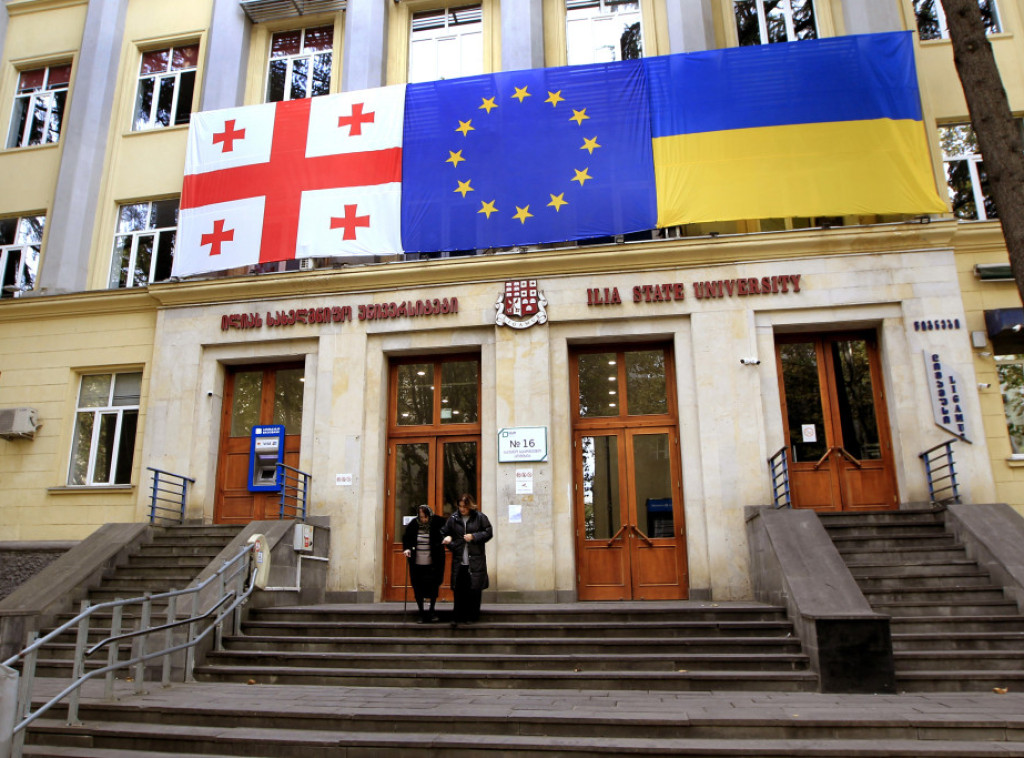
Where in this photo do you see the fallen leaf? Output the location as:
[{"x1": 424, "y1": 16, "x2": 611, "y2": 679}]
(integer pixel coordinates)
[{"x1": 994, "y1": 687, "x2": 1009, "y2": 694}]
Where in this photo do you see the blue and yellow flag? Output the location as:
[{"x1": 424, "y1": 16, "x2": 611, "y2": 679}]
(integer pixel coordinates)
[
  {"x1": 401, "y1": 61, "x2": 657, "y2": 252},
  {"x1": 644, "y1": 32, "x2": 946, "y2": 225}
]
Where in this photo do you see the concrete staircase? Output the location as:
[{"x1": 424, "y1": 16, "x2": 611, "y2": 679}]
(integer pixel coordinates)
[
  {"x1": 29, "y1": 525, "x2": 242, "y2": 677},
  {"x1": 22, "y1": 681, "x2": 1024, "y2": 756},
  {"x1": 820, "y1": 507, "x2": 1024, "y2": 693},
  {"x1": 193, "y1": 602, "x2": 819, "y2": 692}
]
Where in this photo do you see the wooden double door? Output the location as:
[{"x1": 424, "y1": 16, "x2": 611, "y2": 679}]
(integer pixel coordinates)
[
  {"x1": 776, "y1": 332, "x2": 898, "y2": 511},
  {"x1": 214, "y1": 363, "x2": 304, "y2": 524},
  {"x1": 571, "y1": 345, "x2": 688, "y2": 601}
]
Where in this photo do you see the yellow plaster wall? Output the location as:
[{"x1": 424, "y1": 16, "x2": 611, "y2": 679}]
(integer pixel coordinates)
[
  {"x1": 0, "y1": 294, "x2": 158, "y2": 541},
  {"x1": 0, "y1": 2, "x2": 86, "y2": 221},
  {"x1": 953, "y1": 224, "x2": 1024, "y2": 515}
]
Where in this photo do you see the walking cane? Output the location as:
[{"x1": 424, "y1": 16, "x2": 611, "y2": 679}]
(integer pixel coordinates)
[{"x1": 403, "y1": 551, "x2": 409, "y2": 622}]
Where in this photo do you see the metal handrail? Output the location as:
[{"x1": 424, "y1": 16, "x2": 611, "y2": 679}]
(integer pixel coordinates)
[
  {"x1": 147, "y1": 467, "x2": 196, "y2": 525},
  {"x1": 277, "y1": 463, "x2": 310, "y2": 520},
  {"x1": 2, "y1": 541, "x2": 257, "y2": 758},
  {"x1": 919, "y1": 438, "x2": 961, "y2": 506},
  {"x1": 768, "y1": 447, "x2": 792, "y2": 509}
]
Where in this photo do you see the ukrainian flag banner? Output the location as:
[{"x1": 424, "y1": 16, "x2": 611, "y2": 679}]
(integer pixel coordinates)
[
  {"x1": 645, "y1": 31, "x2": 946, "y2": 226},
  {"x1": 401, "y1": 61, "x2": 656, "y2": 252}
]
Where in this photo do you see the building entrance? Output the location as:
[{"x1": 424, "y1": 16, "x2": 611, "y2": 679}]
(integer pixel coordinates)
[
  {"x1": 213, "y1": 363, "x2": 304, "y2": 523},
  {"x1": 775, "y1": 332, "x2": 898, "y2": 511},
  {"x1": 571, "y1": 345, "x2": 688, "y2": 600},
  {"x1": 383, "y1": 356, "x2": 481, "y2": 602}
]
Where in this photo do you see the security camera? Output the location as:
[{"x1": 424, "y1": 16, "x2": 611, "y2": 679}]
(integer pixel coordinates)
[{"x1": 739, "y1": 358, "x2": 761, "y2": 366}]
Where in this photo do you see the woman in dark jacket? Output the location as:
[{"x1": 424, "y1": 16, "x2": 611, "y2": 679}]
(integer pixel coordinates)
[
  {"x1": 441, "y1": 493, "x2": 493, "y2": 626},
  {"x1": 402, "y1": 504, "x2": 446, "y2": 623}
]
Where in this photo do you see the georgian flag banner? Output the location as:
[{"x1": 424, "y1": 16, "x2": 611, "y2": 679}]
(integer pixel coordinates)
[
  {"x1": 174, "y1": 32, "x2": 944, "y2": 278},
  {"x1": 174, "y1": 85, "x2": 406, "y2": 277}
]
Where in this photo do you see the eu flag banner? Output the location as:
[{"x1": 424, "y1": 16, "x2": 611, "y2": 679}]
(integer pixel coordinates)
[
  {"x1": 645, "y1": 31, "x2": 946, "y2": 226},
  {"x1": 401, "y1": 61, "x2": 656, "y2": 252}
]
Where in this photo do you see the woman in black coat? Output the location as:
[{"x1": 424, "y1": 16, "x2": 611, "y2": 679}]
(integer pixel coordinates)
[
  {"x1": 402, "y1": 504, "x2": 446, "y2": 623},
  {"x1": 441, "y1": 493, "x2": 493, "y2": 626}
]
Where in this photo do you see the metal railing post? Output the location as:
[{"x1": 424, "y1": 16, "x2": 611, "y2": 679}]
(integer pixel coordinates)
[
  {"x1": 67, "y1": 602, "x2": 90, "y2": 726},
  {"x1": 161, "y1": 596, "x2": 177, "y2": 687},
  {"x1": 134, "y1": 594, "x2": 151, "y2": 695},
  {"x1": 103, "y1": 604, "x2": 123, "y2": 701}
]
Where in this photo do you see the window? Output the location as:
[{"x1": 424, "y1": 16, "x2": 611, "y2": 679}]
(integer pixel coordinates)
[
  {"x1": 915, "y1": 0, "x2": 999, "y2": 40},
  {"x1": 266, "y1": 26, "x2": 333, "y2": 102},
  {"x1": 734, "y1": 0, "x2": 817, "y2": 45},
  {"x1": 68, "y1": 372, "x2": 142, "y2": 486},
  {"x1": 938, "y1": 123, "x2": 1015, "y2": 221},
  {"x1": 6, "y1": 64, "x2": 71, "y2": 148},
  {"x1": 566, "y1": 0, "x2": 642, "y2": 65},
  {"x1": 133, "y1": 44, "x2": 198, "y2": 131},
  {"x1": 0, "y1": 215, "x2": 43, "y2": 298},
  {"x1": 409, "y1": 6, "x2": 483, "y2": 83},
  {"x1": 108, "y1": 199, "x2": 177, "y2": 288},
  {"x1": 997, "y1": 355, "x2": 1024, "y2": 455}
]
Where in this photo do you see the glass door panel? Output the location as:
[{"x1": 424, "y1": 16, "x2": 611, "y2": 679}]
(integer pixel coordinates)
[
  {"x1": 830, "y1": 339, "x2": 882, "y2": 460},
  {"x1": 779, "y1": 342, "x2": 828, "y2": 462},
  {"x1": 394, "y1": 442, "x2": 431, "y2": 530},
  {"x1": 632, "y1": 433, "x2": 673, "y2": 538},
  {"x1": 581, "y1": 435, "x2": 622, "y2": 540},
  {"x1": 442, "y1": 440, "x2": 478, "y2": 517}
]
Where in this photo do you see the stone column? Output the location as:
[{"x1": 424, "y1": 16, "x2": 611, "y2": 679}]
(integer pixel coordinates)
[
  {"x1": 343, "y1": 0, "x2": 388, "y2": 91},
  {"x1": 664, "y1": 0, "x2": 715, "y2": 53},
  {"x1": 200, "y1": 0, "x2": 251, "y2": 110},
  {"x1": 36, "y1": 0, "x2": 128, "y2": 295},
  {"x1": 501, "y1": 0, "x2": 545, "y2": 71}
]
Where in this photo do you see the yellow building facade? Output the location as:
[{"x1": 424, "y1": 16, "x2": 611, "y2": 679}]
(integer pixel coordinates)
[{"x1": 1, "y1": 0, "x2": 1023, "y2": 602}]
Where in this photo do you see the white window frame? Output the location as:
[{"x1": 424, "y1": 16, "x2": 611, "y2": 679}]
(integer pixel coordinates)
[
  {"x1": 409, "y1": 5, "x2": 483, "y2": 83},
  {"x1": 0, "y1": 215, "x2": 43, "y2": 298},
  {"x1": 565, "y1": 0, "x2": 643, "y2": 66},
  {"x1": 108, "y1": 199, "x2": 178, "y2": 289},
  {"x1": 266, "y1": 26, "x2": 334, "y2": 102},
  {"x1": 67, "y1": 372, "x2": 142, "y2": 486},
  {"x1": 915, "y1": 0, "x2": 1000, "y2": 41},
  {"x1": 133, "y1": 44, "x2": 199, "y2": 131},
  {"x1": 996, "y1": 354, "x2": 1024, "y2": 457},
  {"x1": 734, "y1": 0, "x2": 818, "y2": 46},
  {"x1": 6, "y1": 64, "x2": 71, "y2": 149}
]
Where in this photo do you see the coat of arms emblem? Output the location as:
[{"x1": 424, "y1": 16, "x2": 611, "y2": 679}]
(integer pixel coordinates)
[{"x1": 495, "y1": 279, "x2": 548, "y2": 330}]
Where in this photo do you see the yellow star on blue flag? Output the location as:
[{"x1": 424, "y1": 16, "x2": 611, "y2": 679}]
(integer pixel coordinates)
[{"x1": 401, "y1": 61, "x2": 655, "y2": 251}]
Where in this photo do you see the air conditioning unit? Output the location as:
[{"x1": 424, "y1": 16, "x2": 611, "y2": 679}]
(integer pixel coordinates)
[
  {"x1": 0, "y1": 407, "x2": 40, "y2": 440},
  {"x1": 299, "y1": 258, "x2": 316, "y2": 271}
]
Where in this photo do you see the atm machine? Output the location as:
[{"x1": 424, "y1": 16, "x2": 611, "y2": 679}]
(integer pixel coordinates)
[{"x1": 249, "y1": 425, "x2": 285, "y2": 492}]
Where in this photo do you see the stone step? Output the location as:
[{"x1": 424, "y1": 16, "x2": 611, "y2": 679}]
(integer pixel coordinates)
[
  {"x1": 859, "y1": 586, "x2": 1009, "y2": 605},
  {"x1": 890, "y1": 615, "x2": 1024, "y2": 634},
  {"x1": 202, "y1": 649, "x2": 811, "y2": 673},
  {"x1": 152, "y1": 526, "x2": 242, "y2": 537},
  {"x1": 126, "y1": 555, "x2": 212, "y2": 569},
  {"x1": 895, "y1": 670, "x2": 1024, "y2": 693},
  {"x1": 251, "y1": 604, "x2": 791, "y2": 625},
  {"x1": 831, "y1": 534, "x2": 959, "y2": 551},
  {"x1": 135, "y1": 545, "x2": 228, "y2": 558},
  {"x1": 893, "y1": 650, "x2": 1024, "y2": 671},
  {"x1": 868, "y1": 600, "x2": 1021, "y2": 617},
  {"x1": 94, "y1": 575, "x2": 197, "y2": 590},
  {"x1": 239, "y1": 618, "x2": 798, "y2": 639},
  {"x1": 23, "y1": 704, "x2": 1024, "y2": 757},
  {"x1": 822, "y1": 523, "x2": 950, "y2": 539},
  {"x1": 147, "y1": 535, "x2": 237, "y2": 547},
  {"x1": 847, "y1": 560, "x2": 980, "y2": 577},
  {"x1": 838, "y1": 547, "x2": 971, "y2": 565},
  {"x1": 816, "y1": 509, "x2": 946, "y2": 526},
  {"x1": 192, "y1": 663, "x2": 820, "y2": 691},
  {"x1": 221, "y1": 634, "x2": 805, "y2": 656},
  {"x1": 854, "y1": 572, "x2": 992, "y2": 591},
  {"x1": 893, "y1": 632, "x2": 1024, "y2": 651}
]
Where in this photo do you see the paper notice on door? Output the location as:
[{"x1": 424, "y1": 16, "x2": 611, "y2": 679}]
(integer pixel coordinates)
[{"x1": 802, "y1": 424, "x2": 817, "y2": 443}]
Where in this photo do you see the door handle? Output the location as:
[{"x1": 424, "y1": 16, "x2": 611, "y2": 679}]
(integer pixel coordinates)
[
  {"x1": 812, "y1": 446, "x2": 837, "y2": 470},
  {"x1": 630, "y1": 524, "x2": 654, "y2": 547},
  {"x1": 605, "y1": 524, "x2": 629, "y2": 547},
  {"x1": 835, "y1": 447, "x2": 863, "y2": 468}
]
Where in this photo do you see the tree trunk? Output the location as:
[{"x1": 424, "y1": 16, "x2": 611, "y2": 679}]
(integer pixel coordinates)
[{"x1": 940, "y1": 0, "x2": 1024, "y2": 305}]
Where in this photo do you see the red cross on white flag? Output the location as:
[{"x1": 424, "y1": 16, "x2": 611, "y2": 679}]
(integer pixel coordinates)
[{"x1": 174, "y1": 85, "x2": 406, "y2": 278}]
